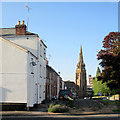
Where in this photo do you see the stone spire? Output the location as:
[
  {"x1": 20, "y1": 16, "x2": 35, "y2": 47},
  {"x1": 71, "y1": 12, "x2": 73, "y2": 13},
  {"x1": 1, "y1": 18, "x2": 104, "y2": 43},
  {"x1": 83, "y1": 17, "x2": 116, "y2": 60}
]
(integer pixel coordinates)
[
  {"x1": 75, "y1": 45, "x2": 87, "y2": 98},
  {"x1": 77, "y1": 46, "x2": 84, "y2": 69},
  {"x1": 79, "y1": 46, "x2": 83, "y2": 63}
]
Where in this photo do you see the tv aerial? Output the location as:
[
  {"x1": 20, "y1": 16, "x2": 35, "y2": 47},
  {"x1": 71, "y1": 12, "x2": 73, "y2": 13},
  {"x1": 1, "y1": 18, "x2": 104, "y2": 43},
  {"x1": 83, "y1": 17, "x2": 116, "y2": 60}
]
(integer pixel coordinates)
[{"x1": 25, "y1": 3, "x2": 32, "y2": 30}]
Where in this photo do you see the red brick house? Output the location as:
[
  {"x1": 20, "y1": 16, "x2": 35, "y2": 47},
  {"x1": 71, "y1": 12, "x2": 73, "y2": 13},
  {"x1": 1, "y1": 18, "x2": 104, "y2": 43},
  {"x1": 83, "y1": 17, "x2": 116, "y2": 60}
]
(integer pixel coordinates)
[{"x1": 46, "y1": 62, "x2": 64, "y2": 100}]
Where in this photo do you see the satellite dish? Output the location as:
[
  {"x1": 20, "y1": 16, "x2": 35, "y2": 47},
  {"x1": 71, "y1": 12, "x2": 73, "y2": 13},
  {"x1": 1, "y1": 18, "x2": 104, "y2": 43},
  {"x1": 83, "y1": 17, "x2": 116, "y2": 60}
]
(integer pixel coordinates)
[{"x1": 31, "y1": 61, "x2": 37, "y2": 66}]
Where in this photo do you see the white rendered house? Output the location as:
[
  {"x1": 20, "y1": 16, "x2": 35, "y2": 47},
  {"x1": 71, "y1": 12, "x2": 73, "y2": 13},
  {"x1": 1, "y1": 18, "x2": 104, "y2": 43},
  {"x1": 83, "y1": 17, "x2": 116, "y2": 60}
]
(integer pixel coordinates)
[
  {"x1": 0, "y1": 21, "x2": 47, "y2": 107},
  {"x1": 0, "y1": 37, "x2": 38, "y2": 107}
]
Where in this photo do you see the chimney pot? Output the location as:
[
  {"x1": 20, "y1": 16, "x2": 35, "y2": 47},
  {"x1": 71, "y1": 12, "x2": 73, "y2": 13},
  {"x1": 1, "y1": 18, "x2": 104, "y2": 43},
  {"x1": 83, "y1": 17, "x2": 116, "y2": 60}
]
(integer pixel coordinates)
[
  {"x1": 22, "y1": 20, "x2": 24, "y2": 25},
  {"x1": 18, "y1": 21, "x2": 20, "y2": 25}
]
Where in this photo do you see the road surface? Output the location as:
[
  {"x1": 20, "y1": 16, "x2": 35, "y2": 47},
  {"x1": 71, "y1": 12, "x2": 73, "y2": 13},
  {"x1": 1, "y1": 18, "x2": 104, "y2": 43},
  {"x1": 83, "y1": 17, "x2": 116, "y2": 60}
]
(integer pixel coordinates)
[{"x1": 1, "y1": 114, "x2": 119, "y2": 120}]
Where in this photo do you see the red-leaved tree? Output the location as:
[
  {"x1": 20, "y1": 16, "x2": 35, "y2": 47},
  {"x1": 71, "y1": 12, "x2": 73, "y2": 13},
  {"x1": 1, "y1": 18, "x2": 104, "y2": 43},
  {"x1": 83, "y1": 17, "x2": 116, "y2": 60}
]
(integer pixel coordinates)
[{"x1": 97, "y1": 32, "x2": 120, "y2": 100}]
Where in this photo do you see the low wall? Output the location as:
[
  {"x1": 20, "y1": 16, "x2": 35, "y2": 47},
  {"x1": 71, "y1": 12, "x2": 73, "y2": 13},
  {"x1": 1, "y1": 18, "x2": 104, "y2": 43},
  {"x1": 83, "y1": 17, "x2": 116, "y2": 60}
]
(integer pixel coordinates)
[{"x1": 0, "y1": 103, "x2": 27, "y2": 111}]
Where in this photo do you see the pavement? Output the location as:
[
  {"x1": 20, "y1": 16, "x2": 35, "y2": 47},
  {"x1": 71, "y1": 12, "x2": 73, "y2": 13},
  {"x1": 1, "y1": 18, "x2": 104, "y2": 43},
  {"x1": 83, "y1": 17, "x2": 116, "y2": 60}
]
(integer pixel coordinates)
[
  {"x1": 1, "y1": 100, "x2": 119, "y2": 117},
  {"x1": 1, "y1": 110, "x2": 120, "y2": 117}
]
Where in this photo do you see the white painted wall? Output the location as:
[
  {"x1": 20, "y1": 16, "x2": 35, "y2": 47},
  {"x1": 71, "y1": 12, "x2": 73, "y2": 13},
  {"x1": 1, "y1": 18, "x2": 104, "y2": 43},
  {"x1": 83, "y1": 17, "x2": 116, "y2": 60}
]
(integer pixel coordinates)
[
  {"x1": 27, "y1": 52, "x2": 38, "y2": 107},
  {"x1": 62, "y1": 81, "x2": 64, "y2": 90},
  {"x1": 38, "y1": 40, "x2": 46, "y2": 103},
  {"x1": 0, "y1": 38, "x2": 39, "y2": 107},
  {"x1": 2, "y1": 36, "x2": 47, "y2": 105},
  {"x1": 4, "y1": 36, "x2": 38, "y2": 57},
  {"x1": 0, "y1": 38, "x2": 2, "y2": 104},
  {"x1": 57, "y1": 76, "x2": 60, "y2": 98},
  {"x1": 1, "y1": 38, "x2": 27, "y2": 103}
]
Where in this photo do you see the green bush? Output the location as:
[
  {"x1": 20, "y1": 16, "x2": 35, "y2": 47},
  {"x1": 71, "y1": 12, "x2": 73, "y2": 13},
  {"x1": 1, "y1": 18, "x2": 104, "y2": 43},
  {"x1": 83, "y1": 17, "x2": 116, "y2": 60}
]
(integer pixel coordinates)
[
  {"x1": 112, "y1": 109, "x2": 120, "y2": 113},
  {"x1": 49, "y1": 103, "x2": 54, "y2": 108},
  {"x1": 48, "y1": 104, "x2": 69, "y2": 113},
  {"x1": 100, "y1": 100, "x2": 119, "y2": 106},
  {"x1": 65, "y1": 100, "x2": 74, "y2": 108},
  {"x1": 91, "y1": 107, "x2": 99, "y2": 111}
]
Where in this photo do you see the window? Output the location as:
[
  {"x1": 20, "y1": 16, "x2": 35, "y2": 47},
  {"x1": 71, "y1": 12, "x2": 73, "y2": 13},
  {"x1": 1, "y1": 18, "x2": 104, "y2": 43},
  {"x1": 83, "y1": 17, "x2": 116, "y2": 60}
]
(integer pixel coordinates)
[
  {"x1": 40, "y1": 44, "x2": 42, "y2": 57},
  {"x1": 40, "y1": 64, "x2": 42, "y2": 78},
  {"x1": 43, "y1": 48, "x2": 46, "y2": 60}
]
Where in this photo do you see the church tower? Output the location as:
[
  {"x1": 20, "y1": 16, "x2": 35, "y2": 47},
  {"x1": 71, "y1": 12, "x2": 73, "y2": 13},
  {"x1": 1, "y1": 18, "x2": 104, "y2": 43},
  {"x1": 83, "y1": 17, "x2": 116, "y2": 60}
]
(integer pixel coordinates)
[{"x1": 75, "y1": 46, "x2": 87, "y2": 98}]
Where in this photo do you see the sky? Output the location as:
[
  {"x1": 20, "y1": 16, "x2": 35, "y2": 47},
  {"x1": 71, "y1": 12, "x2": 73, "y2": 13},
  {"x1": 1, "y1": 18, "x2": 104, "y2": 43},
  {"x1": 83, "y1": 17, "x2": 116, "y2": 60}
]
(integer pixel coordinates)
[{"x1": 1, "y1": 2, "x2": 118, "y2": 82}]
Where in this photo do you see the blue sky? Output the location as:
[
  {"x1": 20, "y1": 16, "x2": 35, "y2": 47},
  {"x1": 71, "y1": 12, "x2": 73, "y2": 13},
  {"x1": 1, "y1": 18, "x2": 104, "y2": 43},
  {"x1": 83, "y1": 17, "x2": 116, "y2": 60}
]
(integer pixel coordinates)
[{"x1": 2, "y1": 2, "x2": 118, "y2": 81}]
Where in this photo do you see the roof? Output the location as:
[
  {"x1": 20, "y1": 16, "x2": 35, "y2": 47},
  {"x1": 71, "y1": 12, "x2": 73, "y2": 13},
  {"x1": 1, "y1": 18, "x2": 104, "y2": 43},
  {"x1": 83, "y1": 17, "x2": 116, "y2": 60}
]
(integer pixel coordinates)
[
  {"x1": 0, "y1": 27, "x2": 47, "y2": 56},
  {"x1": 0, "y1": 28, "x2": 15, "y2": 36},
  {"x1": 0, "y1": 37, "x2": 38, "y2": 59},
  {"x1": 0, "y1": 28, "x2": 38, "y2": 37},
  {"x1": 64, "y1": 81, "x2": 75, "y2": 84},
  {"x1": 46, "y1": 64, "x2": 59, "y2": 76},
  {"x1": 40, "y1": 40, "x2": 47, "y2": 48},
  {"x1": 0, "y1": 28, "x2": 47, "y2": 48},
  {"x1": 64, "y1": 81, "x2": 79, "y2": 89}
]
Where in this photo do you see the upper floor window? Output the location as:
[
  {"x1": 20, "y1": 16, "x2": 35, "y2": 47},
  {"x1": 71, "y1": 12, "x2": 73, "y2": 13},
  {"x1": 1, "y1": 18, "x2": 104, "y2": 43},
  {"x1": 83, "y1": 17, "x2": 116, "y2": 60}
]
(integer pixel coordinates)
[
  {"x1": 40, "y1": 44, "x2": 42, "y2": 57},
  {"x1": 43, "y1": 48, "x2": 46, "y2": 60}
]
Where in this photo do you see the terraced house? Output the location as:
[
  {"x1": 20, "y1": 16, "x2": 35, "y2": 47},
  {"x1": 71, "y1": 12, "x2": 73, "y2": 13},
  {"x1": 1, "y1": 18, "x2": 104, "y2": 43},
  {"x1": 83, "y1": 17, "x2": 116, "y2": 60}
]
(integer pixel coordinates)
[{"x1": 46, "y1": 60, "x2": 64, "y2": 100}]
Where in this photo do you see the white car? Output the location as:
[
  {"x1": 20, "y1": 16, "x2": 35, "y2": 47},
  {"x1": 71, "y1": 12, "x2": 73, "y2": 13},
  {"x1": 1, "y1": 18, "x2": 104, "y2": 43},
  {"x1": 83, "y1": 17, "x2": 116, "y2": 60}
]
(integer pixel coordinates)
[{"x1": 84, "y1": 97, "x2": 89, "y2": 99}]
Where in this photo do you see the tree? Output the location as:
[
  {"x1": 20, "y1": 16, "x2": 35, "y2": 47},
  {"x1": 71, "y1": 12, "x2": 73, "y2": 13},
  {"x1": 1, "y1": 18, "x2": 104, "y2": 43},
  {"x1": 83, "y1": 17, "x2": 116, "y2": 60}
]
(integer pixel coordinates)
[
  {"x1": 92, "y1": 67, "x2": 101, "y2": 95},
  {"x1": 97, "y1": 32, "x2": 120, "y2": 100},
  {"x1": 92, "y1": 67, "x2": 110, "y2": 96}
]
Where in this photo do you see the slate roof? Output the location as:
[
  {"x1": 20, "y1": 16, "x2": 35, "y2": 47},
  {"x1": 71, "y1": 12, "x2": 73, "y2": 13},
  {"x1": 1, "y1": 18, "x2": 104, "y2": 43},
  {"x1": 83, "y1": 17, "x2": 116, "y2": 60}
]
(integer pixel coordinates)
[{"x1": 0, "y1": 28, "x2": 38, "y2": 37}]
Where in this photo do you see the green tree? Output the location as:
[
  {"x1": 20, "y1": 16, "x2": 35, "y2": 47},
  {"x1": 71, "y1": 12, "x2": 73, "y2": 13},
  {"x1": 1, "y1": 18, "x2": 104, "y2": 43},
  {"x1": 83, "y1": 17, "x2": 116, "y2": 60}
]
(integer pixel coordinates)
[
  {"x1": 93, "y1": 67, "x2": 110, "y2": 96},
  {"x1": 92, "y1": 67, "x2": 102, "y2": 95}
]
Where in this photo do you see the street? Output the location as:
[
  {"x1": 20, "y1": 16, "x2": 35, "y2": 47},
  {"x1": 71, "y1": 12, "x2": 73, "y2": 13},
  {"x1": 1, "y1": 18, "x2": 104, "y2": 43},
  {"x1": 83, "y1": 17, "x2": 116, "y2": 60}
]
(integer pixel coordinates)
[{"x1": 1, "y1": 114, "x2": 119, "y2": 120}]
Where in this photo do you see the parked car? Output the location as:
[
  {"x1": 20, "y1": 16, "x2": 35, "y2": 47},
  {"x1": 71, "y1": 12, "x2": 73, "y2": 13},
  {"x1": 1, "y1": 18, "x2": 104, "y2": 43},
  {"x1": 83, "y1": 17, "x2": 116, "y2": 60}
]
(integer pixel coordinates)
[
  {"x1": 58, "y1": 89, "x2": 72, "y2": 100},
  {"x1": 52, "y1": 96, "x2": 57, "y2": 100},
  {"x1": 92, "y1": 98, "x2": 103, "y2": 100},
  {"x1": 72, "y1": 92, "x2": 76, "y2": 100},
  {"x1": 103, "y1": 97, "x2": 107, "y2": 100},
  {"x1": 84, "y1": 97, "x2": 90, "y2": 99}
]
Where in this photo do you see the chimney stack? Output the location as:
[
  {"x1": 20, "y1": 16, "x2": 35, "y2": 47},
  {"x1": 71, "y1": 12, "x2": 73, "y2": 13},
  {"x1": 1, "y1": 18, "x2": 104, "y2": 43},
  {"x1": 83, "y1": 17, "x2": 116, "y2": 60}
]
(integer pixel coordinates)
[{"x1": 15, "y1": 21, "x2": 26, "y2": 35}]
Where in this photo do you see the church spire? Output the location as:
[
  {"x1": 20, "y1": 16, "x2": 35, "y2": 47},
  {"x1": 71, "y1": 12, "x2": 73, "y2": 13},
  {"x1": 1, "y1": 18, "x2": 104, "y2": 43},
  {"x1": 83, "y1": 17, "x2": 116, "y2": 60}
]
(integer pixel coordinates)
[
  {"x1": 75, "y1": 45, "x2": 87, "y2": 98},
  {"x1": 80, "y1": 45, "x2": 82, "y2": 55},
  {"x1": 79, "y1": 46, "x2": 83, "y2": 63}
]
